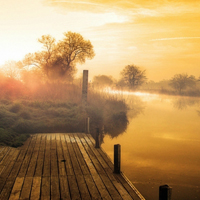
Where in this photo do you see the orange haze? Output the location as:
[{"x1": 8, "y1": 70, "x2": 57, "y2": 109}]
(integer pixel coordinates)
[{"x1": 0, "y1": 0, "x2": 200, "y2": 81}]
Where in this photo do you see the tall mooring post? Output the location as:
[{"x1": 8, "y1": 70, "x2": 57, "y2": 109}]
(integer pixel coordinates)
[
  {"x1": 114, "y1": 144, "x2": 121, "y2": 174},
  {"x1": 159, "y1": 185, "x2": 172, "y2": 200},
  {"x1": 82, "y1": 70, "x2": 88, "y2": 103},
  {"x1": 95, "y1": 128, "x2": 100, "y2": 148},
  {"x1": 85, "y1": 117, "x2": 90, "y2": 134}
]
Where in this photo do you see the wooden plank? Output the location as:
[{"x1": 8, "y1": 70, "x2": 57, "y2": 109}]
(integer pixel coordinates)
[
  {"x1": 65, "y1": 134, "x2": 82, "y2": 176},
  {"x1": 51, "y1": 176, "x2": 60, "y2": 200},
  {"x1": 9, "y1": 177, "x2": 24, "y2": 200},
  {"x1": 0, "y1": 150, "x2": 20, "y2": 193},
  {"x1": 0, "y1": 180, "x2": 14, "y2": 200},
  {"x1": 78, "y1": 133, "x2": 122, "y2": 200},
  {"x1": 5, "y1": 143, "x2": 29, "y2": 182},
  {"x1": 0, "y1": 148, "x2": 15, "y2": 175},
  {"x1": 59, "y1": 176, "x2": 71, "y2": 200},
  {"x1": 41, "y1": 177, "x2": 50, "y2": 200},
  {"x1": 50, "y1": 134, "x2": 59, "y2": 177},
  {"x1": 35, "y1": 135, "x2": 46, "y2": 177},
  {"x1": 0, "y1": 150, "x2": 19, "y2": 179},
  {"x1": 7, "y1": 149, "x2": 26, "y2": 181},
  {"x1": 30, "y1": 177, "x2": 41, "y2": 200},
  {"x1": 99, "y1": 174, "x2": 123, "y2": 200},
  {"x1": 84, "y1": 175, "x2": 101, "y2": 200},
  {"x1": 26, "y1": 135, "x2": 41, "y2": 177},
  {"x1": 76, "y1": 175, "x2": 91, "y2": 200},
  {"x1": 19, "y1": 177, "x2": 33, "y2": 199},
  {"x1": 43, "y1": 135, "x2": 50, "y2": 177},
  {"x1": 69, "y1": 134, "x2": 90, "y2": 175},
  {"x1": 2, "y1": 138, "x2": 32, "y2": 200},
  {"x1": 60, "y1": 135, "x2": 74, "y2": 176},
  {"x1": 78, "y1": 134, "x2": 106, "y2": 175},
  {"x1": 74, "y1": 134, "x2": 112, "y2": 200},
  {"x1": 16, "y1": 137, "x2": 32, "y2": 162},
  {"x1": 66, "y1": 134, "x2": 92, "y2": 199},
  {"x1": 0, "y1": 147, "x2": 4, "y2": 153},
  {"x1": 115, "y1": 174, "x2": 144, "y2": 200},
  {"x1": 68, "y1": 175, "x2": 81, "y2": 200},
  {"x1": 55, "y1": 134, "x2": 66, "y2": 176},
  {"x1": 73, "y1": 134, "x2": 99, "y2": 176},
  {"x1": 0, "y1": 147, "x2": 10, "y2": 163},
  {"x1": 18, "y1": 136, "x2": 36, "y2": 177}
]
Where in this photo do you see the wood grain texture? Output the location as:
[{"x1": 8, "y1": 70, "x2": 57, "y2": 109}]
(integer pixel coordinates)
[{"x1": 0, "y1": 133, "x2": 145, "y2": 200}]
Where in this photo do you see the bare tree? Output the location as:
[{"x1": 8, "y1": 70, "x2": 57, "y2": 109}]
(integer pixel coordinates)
[{"x1": 22, "y1": 32, "x2": 95, "y2": 82}]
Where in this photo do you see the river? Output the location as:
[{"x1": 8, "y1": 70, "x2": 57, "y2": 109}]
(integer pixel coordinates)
[{"x1": 101, "y1": 92, "x2": 200, "y2": 200}]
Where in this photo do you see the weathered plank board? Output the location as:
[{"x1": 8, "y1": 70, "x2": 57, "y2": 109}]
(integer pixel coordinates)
[{"x1": 0, "y1": 133, "x2": 145, "y2": 200}]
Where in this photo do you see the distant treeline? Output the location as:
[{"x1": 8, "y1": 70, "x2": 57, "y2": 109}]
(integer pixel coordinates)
[{"x1": 92, "y1": 69, "x2": 200, "y2": 97}]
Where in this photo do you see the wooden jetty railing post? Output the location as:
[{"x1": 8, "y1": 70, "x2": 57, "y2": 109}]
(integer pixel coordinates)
[
  {"x1": 114, "y1": 144, "x2": 121, "y2": 174},
  {"x1": 85, "y1": 117, "x2": 90, "y2": 134},
  {"x1": 95, "y1": 128, "x2": 100, "y2": 148},
  {"x1": 82, "y1": 70, "x2": 88, "y2": 103},
  {"x1": 159, "y1": 185, "x2": 172, "y2": 200}
]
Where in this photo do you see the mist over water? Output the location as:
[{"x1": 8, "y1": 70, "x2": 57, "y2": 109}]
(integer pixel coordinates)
[{"x1": 101, "y1": 93, "x2": 200, "y2": 200}]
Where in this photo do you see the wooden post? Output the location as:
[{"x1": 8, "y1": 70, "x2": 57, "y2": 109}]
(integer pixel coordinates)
[
  {"x1": 82, "y1": 70, "x2": 88, "y2": 103},
  {"x1": 85, "y1": 117, "x2": 90, "y2": 134},
  {"x1": 95, "y1": 128, "x2": 100, "y2": 148},
  {"x1": 159, "y1": 185, "x2": 172, "y2": 200},
  {"x1": 114, "y1": 144, "x2": 121, "y2": 174}
]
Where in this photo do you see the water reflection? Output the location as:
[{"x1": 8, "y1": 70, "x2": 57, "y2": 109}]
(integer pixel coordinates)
[
  {"x1": 172, "y1": 97, "x2": 200, "y2": 110},
  {"x1": 102, "y1": 95, "x2": 145, "y2": 140},
  {"x1": 101, "y1": 92, "x2": 200, "y2": 200}
]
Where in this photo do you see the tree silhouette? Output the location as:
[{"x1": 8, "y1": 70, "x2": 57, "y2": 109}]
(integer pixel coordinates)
[
  {"x1": 169, "y1": 74, "x2": 196, "y2": 94},
  {"x1": 120, "y1": 65, "x2": 147, "y2": 89},
  {"x1": 93, "y1": 75, "x2": 114, "y2": 88},
  {"x1": 22, "y1": 32, "x2": 95, "y2": 82}
]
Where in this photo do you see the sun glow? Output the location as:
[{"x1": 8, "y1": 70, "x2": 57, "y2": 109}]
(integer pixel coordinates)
[{"x1": 0, "y1": 0, "x2": 200, "y2": 81}]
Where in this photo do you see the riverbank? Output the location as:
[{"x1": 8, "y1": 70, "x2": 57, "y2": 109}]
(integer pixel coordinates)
[{"x1": 0, "y1": 88, "x2": 128, "y2": 147}]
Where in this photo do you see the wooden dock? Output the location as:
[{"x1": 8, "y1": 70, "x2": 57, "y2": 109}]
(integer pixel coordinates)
[{"x1": 0, "y1": 133, "x2": 145, "y2": 200}]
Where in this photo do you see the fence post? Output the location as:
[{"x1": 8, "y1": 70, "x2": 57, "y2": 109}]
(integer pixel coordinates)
[
  {"x1": 95, "y1": 128, "x2": 100, "y2": 148},
  {"x1": 82, "y1": 70, "x2": 88, "y2": 103},
  {"x1": 114, "y1": 144, "x2": 121, "y2": 174},
  {"x1": 159, "y1": 185, "x2": 172, "y2": 200},
  {"x1": 85, "y1": 117, "x2": 90, "y2": 134}
]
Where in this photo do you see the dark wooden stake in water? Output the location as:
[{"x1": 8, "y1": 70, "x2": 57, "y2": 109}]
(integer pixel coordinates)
[
  {"x1": 159, "y1": 185, "x2": 172, "y2": 200},
  {"x1": 85, "y1": 117, "x2": 90, "y2": 134},
  {"x1": 114, "y1": 144, "x2": 121, "y2": 174},
  {"x1": 82, "y1": 70, "x2": 88, "y2": 103},
  {"x1": 95, "y1": 128, "x2": 100, "y2": 148}
]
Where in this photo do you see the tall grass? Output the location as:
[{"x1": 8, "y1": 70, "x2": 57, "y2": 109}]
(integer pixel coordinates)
[{"x1": 0, "y1": 82, "x2": 129, "y2": 147}]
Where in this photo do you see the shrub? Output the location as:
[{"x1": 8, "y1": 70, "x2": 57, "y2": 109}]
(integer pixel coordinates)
[
  {"x1": 11, "y1": 134, "x2": 30, "y2": 147},
  {"x1": 19, "y1": 110, "x2": 32, "y2": 119},
  {"x1": 9, "y1": 103, "x2": 22, "y2": 113},
  {"x1": 12, "y1": 119, "x2": 33, "y2": 133}
]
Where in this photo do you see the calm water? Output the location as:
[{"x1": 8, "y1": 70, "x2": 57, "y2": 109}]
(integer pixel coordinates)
[{"x1": 101, "y1": 93, "x2": 200, "y2": 200}]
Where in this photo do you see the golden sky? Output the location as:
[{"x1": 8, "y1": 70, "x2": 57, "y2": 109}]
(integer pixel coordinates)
[{"x1": 0, "y1": 0, "x2": 200, "y2": 81}]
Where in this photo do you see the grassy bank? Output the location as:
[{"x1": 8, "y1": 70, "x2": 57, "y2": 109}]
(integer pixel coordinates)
[{"x1": 0, "y1": 83, "x2": 128, "y2": 147}]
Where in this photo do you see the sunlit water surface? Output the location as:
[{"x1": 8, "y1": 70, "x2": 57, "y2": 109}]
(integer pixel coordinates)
[{"x1": 101, "y1": 92, "x2": 200, "y2": 200}]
